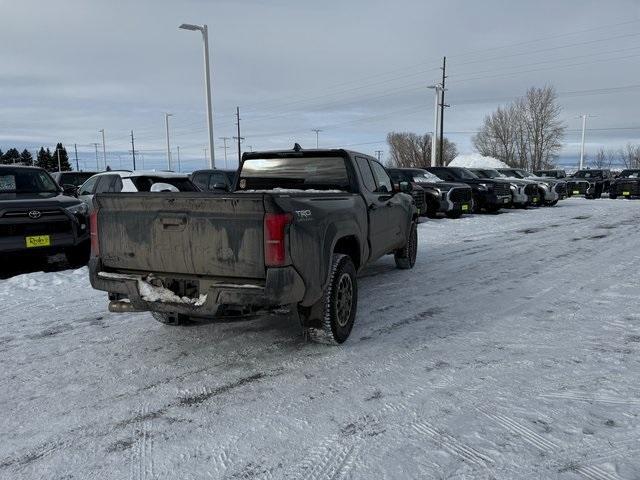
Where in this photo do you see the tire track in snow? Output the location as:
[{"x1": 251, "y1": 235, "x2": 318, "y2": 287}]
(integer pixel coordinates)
[
  {"x1": 129, "y1": 404, "x2": 154, "y2": 480},
  {"x1": 410, "y1": 420, "x2": 494, "y2": 469},
  {"x1": 539, "y1": 392, "x2": 640, "y2": 406},
  {"x1": 478, "y1": 409, "x2": 560, "y2": 453},
  {"x1": 575, "y1": 464, "x2": 623, "y2": 480}
]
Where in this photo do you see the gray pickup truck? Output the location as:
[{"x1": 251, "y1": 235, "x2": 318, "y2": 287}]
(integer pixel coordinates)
[{"x1": 89, "y1": 146, "x2": 418, "y2": 344}]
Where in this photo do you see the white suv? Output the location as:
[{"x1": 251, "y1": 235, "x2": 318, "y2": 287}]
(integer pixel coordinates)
[{"x1": 77, "y1": 170, "x2": 198, "y2": 210}]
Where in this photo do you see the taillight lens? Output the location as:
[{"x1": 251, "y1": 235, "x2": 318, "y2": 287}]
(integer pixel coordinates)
[
  {"x1": 264, "y1": 212, "x2": 292, "y2": 267},
  {"x1": 89, "y1": 209, "x2": 99, "y2": 257}
]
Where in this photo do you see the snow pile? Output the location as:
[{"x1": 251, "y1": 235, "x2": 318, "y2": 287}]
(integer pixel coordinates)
[
  {"x1": 1, "y1": 267, "x2": 87, "y2": 292},
  {"x1": 137, "y1": 277, "x2": 207, "y2": 306},
  {"x1": 449, "y1": 154, "x2": 508, "y2": 169}
]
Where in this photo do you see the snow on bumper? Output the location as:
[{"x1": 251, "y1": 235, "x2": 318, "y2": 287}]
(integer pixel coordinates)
[{"x1": 89, "y1": 259, "x2": 305, "y2": 316}]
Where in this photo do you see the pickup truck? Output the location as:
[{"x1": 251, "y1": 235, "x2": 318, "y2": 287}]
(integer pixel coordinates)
[
  {"x1": 89, "y1": 146, "x2": 418, "y2": 344},
  {"x1": 565, "y1": 169, "x2": 613, "y2": 199},
  {"x1": 609, "y1": 169, "x2": 640, "y2": 199}
]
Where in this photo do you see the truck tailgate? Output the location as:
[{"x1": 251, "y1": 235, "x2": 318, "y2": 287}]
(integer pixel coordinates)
[{"x1": 95, "y1": 193, "x2": 266, "y2": 279}]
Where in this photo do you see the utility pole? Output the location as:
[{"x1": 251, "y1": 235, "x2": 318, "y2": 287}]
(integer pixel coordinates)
[
  {"x1": 234, "y1": 107, "x2": 244, "y2": 162},
  {"x1": 177, "y1": 146, "x2": 181, "y2": 172},
  {"x1": 375, "y1": 150, "x2": 383, "y2": 162},
  {"x1": 74, "y1": 143, "x2": 79, "y2": 171},
  {"x1": 578, "y1": 114, "x2": 592, "y2": 170},
  {"x1": 427, "y1": 84, "x2": 442, "y2": 167},
  {"x1": 438, "y1": 57, "x2": 448, "y2": 166},
  {"x1": 164, "y1": 113, "x2": 173, "y2": 170},
  {"x1": 219, "y1": 137, "x2": 231, "y2": 168},
  {"x1": 99, "y1": 129, "x2": 107, "y2": 170},
  {"x1": 93, "y1": 143, "x2": 100, "y2": 170},
  {"x1": 312, "y1": 128, "x2": 322, "y2": 148},
  {"x1": 130, "y1": 130, "x2": 137, "y2": 170}
]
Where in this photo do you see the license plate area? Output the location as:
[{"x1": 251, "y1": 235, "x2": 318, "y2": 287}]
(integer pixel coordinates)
[
  {"x1": 25, "y1": 235, "x2": 51, "y2": 248},
  {"x1": 623, "y1": 191, "x2": 630, "y2": 196},
  {"x1": 461, "y1": 204, "x2": 469, "y2": 211},
  {"x1": 573, "y1": 190, "x2": 580, "y2": 195}
]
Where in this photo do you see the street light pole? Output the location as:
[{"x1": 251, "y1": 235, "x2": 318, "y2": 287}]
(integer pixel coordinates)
[
  {"x1": 578, "y1": 114, "x2": 590, "y2": 170},
  {"x1": 165, "y1": 113, "x2": 173, "y2": 170},
  {"x1": 99, "y1": 129, "x2": 106, "y2": 169},
  {"x1": 180, "y1": 23, "x2": 215, "y2": 169},
  {"x1": 312, "y1": 129, "x2": 322, "y2": 148}
]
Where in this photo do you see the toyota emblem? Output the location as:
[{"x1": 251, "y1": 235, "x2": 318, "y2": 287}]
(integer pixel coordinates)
[{"x1": 28, "y1": 210, "x2": 41, "y2": 219}]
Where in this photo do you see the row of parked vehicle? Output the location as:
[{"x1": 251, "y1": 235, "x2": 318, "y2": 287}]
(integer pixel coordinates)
[{"x1": 2, "y1": 147, "x2": 638, "y2": 344}]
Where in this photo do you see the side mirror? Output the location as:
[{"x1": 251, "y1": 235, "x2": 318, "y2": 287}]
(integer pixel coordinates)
[
  {"x1": 399, "y1": 181, "x2": 411, "y2": 193},
  {"x1": 62, "y1": 184, "x2": 78, "y2": 197},
  {"x1": 212, "y1": 182, "x2": 228, "y2": 191}
]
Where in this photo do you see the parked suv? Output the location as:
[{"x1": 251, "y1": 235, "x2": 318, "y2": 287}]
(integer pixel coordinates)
[
  {"x1": 0, "y1": 166, "x2": 90, "y2": 265},
  {"x1": 468, "y1": 168, "x2": 541, "y2": 208},
  {"x1": 565, "y1": 169, "x2": 612, "y2": 199},
  {"x1": 609, "y1": 169, "x2": 640, "y2": 199},
  {"x1": 190, "y1": 169, "x2": 237, "y2": 192},
  {"x1": 533, "y1": 169, "x2": 567, "y2": 179},
  {"x1": 77, "y1": 170, "x2": 198, "y2": 210},
  {"x1": 388, "y1": 168, "x2": 472, "y2": 218},
  {"x1": 52, "y1": 171, "x2": 99, "y2": 191},
  {"x1": 426, "y1": 166, "x2": 511, "y2": 213}
]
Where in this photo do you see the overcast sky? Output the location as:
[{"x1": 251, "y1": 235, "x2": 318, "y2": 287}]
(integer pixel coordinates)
[{"x1": 1, "y1": 0, "x2": 639, "y2": 171}]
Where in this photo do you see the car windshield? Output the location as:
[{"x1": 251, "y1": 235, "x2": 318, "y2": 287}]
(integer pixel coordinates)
[
  {"x1": 131, "y1": 176, "x2": 198, "y2": 192},
  {"x1": 0, "y1": 168, "x2": 59, "y2": 193},
  {"x1": 412, "y1": 171, "x2": 442, "y2": 183},
  {"x1": 573, "y1": 170, "x2": 602, "y2": 178},
  {"x1": 238, "y1": 156, "x2": 351, "y2": 191},
  {"x1": 618, "y1": 170, "x2": 640, "y2": 178}
]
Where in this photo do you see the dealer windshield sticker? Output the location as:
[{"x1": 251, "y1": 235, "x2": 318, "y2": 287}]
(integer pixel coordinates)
[{"x1": 0, "y1": 175, "x2": 16, "y2": 192}]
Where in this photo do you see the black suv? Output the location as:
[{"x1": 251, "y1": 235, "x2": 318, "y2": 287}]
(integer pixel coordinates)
[
  {"x1": 566, "y1": 169, "x2": 613, "y2": 199},
  {"x1": 388, "y1": 168, "x2": 472, "y2": 218},
  {"x1": 190, "y1": 169, "x2": 237, "y2": 192},
  {"x1": 533, "y1": 169, "x2": 567, "y2": 179},
  {"x1": 0, "y1": 166, "x2": 90, "y2": 265},
  {"x1": 426, "y1": 166, "x2": 512, "y2": 213},
  {"x1": 52, "y1": 171, "x2": 99, "y2": 191},
  {"x1": 609, "y1": 169, "x2": 640, "y2": 199}
]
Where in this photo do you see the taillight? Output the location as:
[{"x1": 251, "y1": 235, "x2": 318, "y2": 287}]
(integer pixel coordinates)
[
  {"x1": 89, "y1": 209, "x2": 99, "y2": 257},
  {"x1": 264, "y1": 212, "x2": 292, "y2": 267}
]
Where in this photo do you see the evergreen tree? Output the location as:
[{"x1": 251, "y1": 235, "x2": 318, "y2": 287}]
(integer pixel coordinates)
[
  {"x1": 0, "y1": 149, "x2": 4, "y2": 161},
  {"x1": 36, "y1": 147, "x2": 54, "y2": 170},
  {"x1": 19, "y1": 149, "x2": 33, "y2": 165},
  {"x1": 52, "y1": 143, "x2": 72, "y2": 171},
  {"x1": 2, "y1": 148, "x2": 20, "y2": 165}
]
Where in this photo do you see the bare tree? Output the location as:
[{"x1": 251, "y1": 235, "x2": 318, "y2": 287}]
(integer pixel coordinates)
[
  {"x1": 387, "y1": 132, "x2": 457, "y2": 167},
  {"x1": 621, "y1": 143, "x2": 640, "y2": 169},
  {"x1": 473, "y1": 86, "x2": 565, "y2": 170},
  {"x1": 591, "y1": 148, "x2": 617, "y2": 169}
]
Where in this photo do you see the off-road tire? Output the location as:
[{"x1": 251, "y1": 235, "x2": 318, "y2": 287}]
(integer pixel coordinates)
[
  {"x1": 485, "y1": 204, "x2": 502, "y2": 213},
  {"x1": 445, "y1": 210, "x2": 462, "y2": 219},
  {"x1": 609, "y1": 194, "x2": 618, "y2": 199},
  {"x1": 425, "y1": 199, "x2": 439, "y2": 219},
  {"x1": 151, "y1": 311, "x2": 188, "y2": 326},
  {"x1": 300, "y1": 254, "x2": 357, "y2": 345},
  {"x1": 546, "y1": 200, "x2": 559, "y2": 207},
  {"x1": 65, "y1": 241, "x2": 90, "y2": 267},
  {"x1": 394, "y1": 221, "x2": 417, "y2": 269}
]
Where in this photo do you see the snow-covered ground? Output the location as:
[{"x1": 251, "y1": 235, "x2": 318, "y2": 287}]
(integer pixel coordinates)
[{"x1": 1, "y1": 198, "x2": 639, "y2": 480}]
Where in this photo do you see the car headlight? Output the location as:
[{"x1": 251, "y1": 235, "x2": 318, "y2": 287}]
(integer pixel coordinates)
[
  {"x1": 510, "y1": 184, "x2": 517, "y2": 192},
  {"x1": 477, "y1": 183, "x2": 489, "y2": 191},
  {"x1": 66, "y1": 202, "x2": 88, "y2": 216},
  {"x1": 539, "y1": 182, "x2": 549, "y2": 190}
]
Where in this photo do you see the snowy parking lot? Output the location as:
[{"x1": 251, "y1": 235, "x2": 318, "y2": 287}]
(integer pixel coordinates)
[{"x1": 1, "y1": 197, "x2": 639, "y2": 479}]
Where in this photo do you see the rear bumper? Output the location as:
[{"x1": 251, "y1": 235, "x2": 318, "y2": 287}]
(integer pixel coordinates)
[{"x1": 89, "y1": 258, "x2": 306, "y2": 317}]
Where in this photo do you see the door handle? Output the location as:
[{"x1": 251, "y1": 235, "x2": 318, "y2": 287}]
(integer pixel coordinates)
[{"x1": 368, "y1": 203, "x2": 377, "y2": 211}]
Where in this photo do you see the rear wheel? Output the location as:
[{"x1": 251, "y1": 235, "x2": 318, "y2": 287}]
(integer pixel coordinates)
[
  {"x1": 394, "y1": 221, "x2": 417, "y2": 269},
  {"x1": 300, "y1": 254, "x2": 357, "y2": 345},
  {"x1": 485, "y1": 204, "x2": 501, "y2": 213}
]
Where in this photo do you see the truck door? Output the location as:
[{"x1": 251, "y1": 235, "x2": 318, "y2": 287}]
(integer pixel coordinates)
[
  {"x1": 369, "y1": 160, "x2": 407, "y2": 250},
  {"x1": 354, "y1": 157, "x2": 403, "y2": 259}
]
